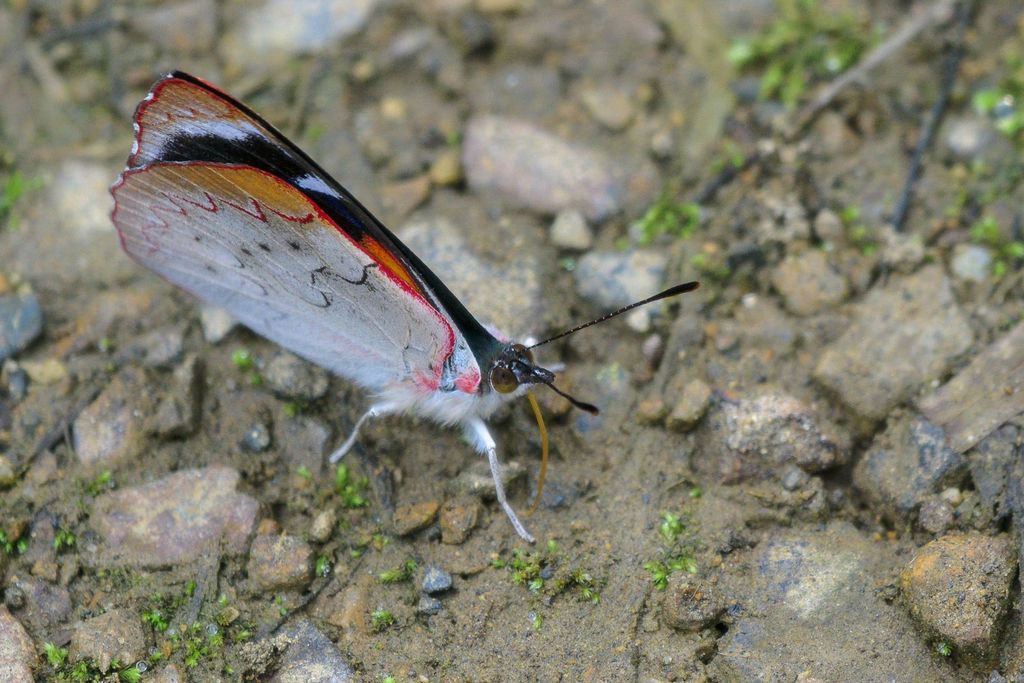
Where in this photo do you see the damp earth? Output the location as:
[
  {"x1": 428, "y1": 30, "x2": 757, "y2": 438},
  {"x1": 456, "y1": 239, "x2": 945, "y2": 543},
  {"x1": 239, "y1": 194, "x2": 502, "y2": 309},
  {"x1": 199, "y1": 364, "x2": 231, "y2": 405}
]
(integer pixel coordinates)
[{"x1": 2, "y1": 1, "x2": 1024, "y2": 681}]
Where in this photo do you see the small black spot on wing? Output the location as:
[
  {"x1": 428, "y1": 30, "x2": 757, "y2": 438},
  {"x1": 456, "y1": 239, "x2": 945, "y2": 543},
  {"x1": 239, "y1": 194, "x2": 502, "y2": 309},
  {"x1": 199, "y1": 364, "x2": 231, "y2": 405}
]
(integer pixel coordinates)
[
  {"x1": 287, "y1": 239, "x2": 301, "y2": 251},
  {"x1": 258, "y1": 242, "x2": 271, "y2": 252},
  {"x1": 241, "y1": 247, "x2": 253, "y2": 256}
]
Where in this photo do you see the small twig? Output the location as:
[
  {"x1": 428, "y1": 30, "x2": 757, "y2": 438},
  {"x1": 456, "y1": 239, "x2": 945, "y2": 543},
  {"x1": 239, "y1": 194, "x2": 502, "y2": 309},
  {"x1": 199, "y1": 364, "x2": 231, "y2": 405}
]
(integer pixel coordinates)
[
  {"x1": 19, "y1": 382, "x2": 104, "y2": 477},
  {"x1": 788, "y1": 0, "x2": 957, "y2": 139},
  {"x1": 891, "y1": 0, "x2": 976, "y2": 232}
]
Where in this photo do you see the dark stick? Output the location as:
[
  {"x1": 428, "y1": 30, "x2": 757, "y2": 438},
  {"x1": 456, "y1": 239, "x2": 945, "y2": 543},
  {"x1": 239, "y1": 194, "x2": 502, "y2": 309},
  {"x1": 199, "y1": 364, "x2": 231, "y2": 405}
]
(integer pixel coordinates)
[{"x1": 891, "y1": 0, "x2": 977, "y2": 232}]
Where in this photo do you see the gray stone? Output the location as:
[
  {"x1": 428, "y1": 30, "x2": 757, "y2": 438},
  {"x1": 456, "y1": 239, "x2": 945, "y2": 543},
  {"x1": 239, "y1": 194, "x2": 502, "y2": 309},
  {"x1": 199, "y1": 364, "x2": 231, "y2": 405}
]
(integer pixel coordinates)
[
  {"x1": 199, "y1": 305, "x2": 238, "y2": 343},
  {"x1": 0, "y1": 293, "x2": 43, "y2": 362},
  {"x1": 129, "y1": 0, "x2": 217, "y2": 53},
  {"x1": 278, "y1": 416, "x2": 332, "y2": 478},
  {"x1": 229, "y1": 0, "x2": 378, "y2": 58},
  {"x1": 69, "y1": 609, "x2": 146, "y2": 674},
  {"x1": 393, "y1": 501, "x2": 441, "y2": 536},
  {"x1": 468, "y1": 65, "x2": 561, "y2": 122},
  {"x1": 440, "y1": 496, "x2": 481, "y2": 545},
  {"x1": 734, "y1": 294, "x2": 796, "y2": 354},
  {"x1": 241, "y1": 420, "x2": 272, "y2": 453},
  {"x1": 853, "y1": 414, "x2": 967, "y2": 520},
  {"x1": 126, "y1": 325, "x2": 185, "y2": 368},
  {"x1": 1, "y1": 360, "x2": 28, "y2": 401},
  {"x1": 574, "y1": 250, "x2": 667, "y2": 310},
  {"x1": 399, "y1": 217, "x2": 545, "y2": 337},
  {"x1": 448, "y1": 458, "x2": 525, "y2": 501},
  {"x1": 267, "y1": 619, "x2": 355, "y2": 683},
  {"x1": 711, "y1": 523, "x2": 955, "y2": 681},
  {"x1": 665, "y1": 379, "x2": 711, "y2": 432},
  {"x1": 264, "y1": 352, "x2": 330, "y2": 401},
  {"x1": 919, "y1": 320, "x2": 1024, "y2": 453},
  {"x1": 901, "y1": 533, "x2": 1016, "y2": 669},
  {"x1": 699, "y1": 391, "x2": 850, "y2": 483},
  {"x1": 247, "y1": 534, "x2": 314, "y2": 591},
  {"x1": 309, "y1": 509, "x2": 336, "y2": 544},
  {"x1": 580, "y1": 84, "x2": 635, "y2": 131},
  {"x1": 73, "y1": 368, "x2": 152, "y2": 467},
  {"x1": 966, "y1": 425, "x2": 1018, "y2": 522},
  {"x1": 815, "y1": 265, "x2": 973, "y2": 421},
  {"x1": 148, "y1": 355, "x2": 203, "y2": 438},
  {"x1": 421, "y1": 565, "x2": 453, "y2": 595},
  {"x1": 945, "y1": 116, "x2": 1003, "y2": 162},
  {"x1": 7, "y1": 575, "x2": 71, "y2": 634},
  {"x1": 917, "y1": 496, "x2": 955, "y2": 534},
  {"x1": 463, "y1": 115, "x2": 656, "y2": 221},
  {"x1": 89, "y1": 465, "x2": 258, "y2": 567},
  {"x1": 771, "y1": 250, "x2": 848, "y2": 316},
  {"x1": 417, "y1": 595, "x2": 443, "y2": 616},
  {"x1": 549, "y1": 209, "x2": 593, "y2": 250},
  {"x1": 0, "y1": 606, "x2": 34, "y2": 683},
  {"x1": 951, "y1": 244, "x2": 993, "y2": 283}
]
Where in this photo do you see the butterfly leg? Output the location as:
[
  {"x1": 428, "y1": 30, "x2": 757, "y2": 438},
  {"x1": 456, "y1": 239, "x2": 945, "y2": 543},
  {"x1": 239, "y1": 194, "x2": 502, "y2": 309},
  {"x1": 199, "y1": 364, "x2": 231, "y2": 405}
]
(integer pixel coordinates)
[
  {"x1": 329, "y1": 403, "x2": 397, "y2": 463},
  {"x1": 465, "y1": 418, "x2": 536, "y2": 544}
]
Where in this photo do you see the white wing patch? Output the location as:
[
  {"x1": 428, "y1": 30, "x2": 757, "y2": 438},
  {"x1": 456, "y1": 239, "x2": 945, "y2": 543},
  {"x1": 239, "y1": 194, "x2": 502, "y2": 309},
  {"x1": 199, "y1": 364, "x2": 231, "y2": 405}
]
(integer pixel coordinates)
[{"x1": 112, "y1": 162, "x2": 459, "y2": 394}]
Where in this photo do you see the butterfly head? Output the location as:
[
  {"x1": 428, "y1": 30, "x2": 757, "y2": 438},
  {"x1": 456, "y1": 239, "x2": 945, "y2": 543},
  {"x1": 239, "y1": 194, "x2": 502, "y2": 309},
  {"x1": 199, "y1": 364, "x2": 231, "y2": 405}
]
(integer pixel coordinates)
[{"x1": 488, "y1": 343, "x2": 599, "y2": 415}]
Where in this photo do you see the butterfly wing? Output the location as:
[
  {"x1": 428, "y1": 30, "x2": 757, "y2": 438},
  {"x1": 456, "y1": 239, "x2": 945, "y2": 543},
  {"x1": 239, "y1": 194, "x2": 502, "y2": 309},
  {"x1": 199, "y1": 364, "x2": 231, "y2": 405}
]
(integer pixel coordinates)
[{"x1": 112, "y1": 161, "x2": 455, "y2": 393}]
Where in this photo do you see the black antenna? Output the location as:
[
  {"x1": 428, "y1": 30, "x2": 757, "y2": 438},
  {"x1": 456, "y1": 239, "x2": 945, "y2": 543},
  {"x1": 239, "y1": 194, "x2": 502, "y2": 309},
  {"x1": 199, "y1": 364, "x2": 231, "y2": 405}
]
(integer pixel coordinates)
[
  {"x1": 545, "y1": 382, "x2": 599, "y2": 415},
  {"x1": 528, "y1": 281, "x2": 700, "y2": 350}
]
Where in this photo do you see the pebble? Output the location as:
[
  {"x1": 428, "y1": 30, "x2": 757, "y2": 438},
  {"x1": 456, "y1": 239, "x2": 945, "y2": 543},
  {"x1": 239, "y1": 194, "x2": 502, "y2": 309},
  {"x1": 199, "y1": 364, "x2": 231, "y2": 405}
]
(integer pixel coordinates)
[
  {"x1": 148, "y1": 355, "x2": 203, "y2": 438},
  {"x1": 780, "y1": 467, "x2": 809, "y2": 492},
  {"x1": 771, "y1": 250, "x2": 849, "y2": 316},
  {"x1": 52, "y1": 161, "x2": 115, "y2": 237},
  {"x1": 944, "y1": 116, "x2": 1002, "y2": 162},
  {"x1": 919, "y1": 320, "x2": 1024, "y2": 453},
  {"x1": 127, "y1": 325, "x2": 186, "y2": 368},
  {"x1": 813, "y1": 209, "x2": 844, "y2": 243},
  {"x1": 574, "y1": 250, "x2": 667, "y2": 310},
  {"x1": 309, "y1": 509, "x2": 337, "y2": 544},
  {"x1": 463, "y1": 115, "x2": 655, "y2": 221},
  {"x1": 265, "y1": 619, "x2": 356, "y2": 682},
  {"x1": 814, "y1": 265, "x2": 973, "y2": 421},
  {"x1": 429, "y1": 148, "x2": 463, "y2": 186},
  {"x1": 199, "y1": 305, "x2": 238, "y2": 343},
  {"x1": 950, "y1": 243, "x2": 992, "y2": 283},
  {"x1": 916, "y1": 496, "x2": 955, "y2": 534},
  {"x1": 72, "y1": 368, "x2": 151, "y2": 467},
  {"x1": 964, "y1": 426, "x2": 1017, "y2": 522},
  {"x1": 440, "y1": 496, "x2": 482, "y2": 544},
  {"x1": 0, "y1": 293, "x2": 43, "y2": 363},
  {"x1": 852, "y1": 414, "x2": 966, "y2": 520},
  {"x1": 399, "y1": 217, "x2": 545, "y2": 336},
  {"x1": 733, "y1": 295, "x2": 796, "y2": 355},
  {"x1": 0, "y1": 606, "x2": 35, "y2": 683},
  {"x1": 699, "y1": 391, "x2": 850, "y2": 482},
  {"x1": 661, "y1": 574, "x2": 727, "y2": 632},
  {"x1": 665, "y1": 379, "x2": 711, "y2": 432},
  {"x1": 264, "y1": 351, "x2": 330, "y2": 401},
  {"x1": 449, "y1": 459, "x2": 525, "y2": 500},
  {"x1": 128, "y1": 0, "x2": 216, "y2": 53},
  {"x1": 900, "y1": 533, "x2": 1016, "y2": 667},
  {"x1": 241, "y1": 420, "x2": 272, "y2": 453},
  {"x1": 549, "y1": 209, "x2": 593, "y2": 250},
  {"x1": 230, "y1": 0, "x2": 378, "y2": 59},
  {"x1": 580, "y1": 85, "x2": 635, "y2": 131},
  {"x1": 393, "y1": 501, "x2": 441, "y2": 536},
  {"x1": 149, "y1": 664, "x2": 185, "y2": 683},
  {"x1": 19, "y1": 358, "x2": 67, "y2": 385},
  {"x1": 1, "y1": 360, "x2": 28, "y2": 401},
  {"x1": 8, "y1": 575, "x2": 72, "y2": 634},
  {"x1": 421, "y1": 565, "x2": 453, "y2": 595},
  {"x1": 712, "y1": 522, "x2": 952, "y2": 681},
  {"x1": 89, "y1": 465, "x2": 258, "y2": 567},
  {"x1": 635, "y1": 397, "x2": 667, "y2": 425},
  {"x1": 379, "y1": 175, "x2": 431, "y2": 221},
  {"x1": 447, "y1": 9, "x2": 495, "y2": 55},
  {"x1": 69, "y1": 609, "x2": 146, "y2": 674},
  {"x1": 469, "y1": 64, "x2": 561, "y2": 121},
  {"x1": 247, "y1": 534, "x2": 315, "y2": 591},
  {"x1": 417, "y1": 595, "x2": 443, "y2": 616}
]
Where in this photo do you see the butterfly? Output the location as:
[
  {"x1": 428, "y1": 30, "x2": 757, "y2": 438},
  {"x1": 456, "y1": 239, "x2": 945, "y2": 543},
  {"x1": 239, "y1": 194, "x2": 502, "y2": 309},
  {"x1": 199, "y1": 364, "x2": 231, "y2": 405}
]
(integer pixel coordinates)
[{"x1": 111, "y1": 71, "x2": 698, "y2": 543}]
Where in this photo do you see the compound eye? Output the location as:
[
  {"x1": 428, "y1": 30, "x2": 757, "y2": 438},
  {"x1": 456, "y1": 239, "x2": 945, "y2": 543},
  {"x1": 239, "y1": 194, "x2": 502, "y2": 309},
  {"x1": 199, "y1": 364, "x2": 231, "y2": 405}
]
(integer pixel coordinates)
[{"x1": 490, "y1": 366, "x2": 518, "y2": 393}]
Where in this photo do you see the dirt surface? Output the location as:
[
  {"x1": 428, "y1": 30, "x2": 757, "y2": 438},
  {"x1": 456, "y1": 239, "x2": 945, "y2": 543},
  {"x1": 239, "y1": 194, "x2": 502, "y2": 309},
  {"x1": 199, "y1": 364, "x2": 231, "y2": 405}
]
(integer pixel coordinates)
[{"x1": 2, "y1": 1, "x2": 1024, "y2": 682}]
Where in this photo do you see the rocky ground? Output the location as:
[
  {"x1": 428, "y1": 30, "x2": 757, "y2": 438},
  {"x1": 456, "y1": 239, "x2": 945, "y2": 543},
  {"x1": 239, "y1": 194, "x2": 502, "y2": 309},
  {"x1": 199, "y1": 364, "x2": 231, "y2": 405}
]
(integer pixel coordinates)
[{"x1": 1, "y1": 0, "x2": 1024, "y2": 681}]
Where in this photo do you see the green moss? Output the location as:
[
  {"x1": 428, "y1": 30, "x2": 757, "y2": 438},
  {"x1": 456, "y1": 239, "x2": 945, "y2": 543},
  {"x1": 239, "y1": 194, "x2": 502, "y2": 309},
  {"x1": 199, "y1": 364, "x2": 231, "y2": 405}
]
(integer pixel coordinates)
[
  {"x1": 378, "y1": 558, "x2": 418, "y2": 584},
  {"x1": 973, "y1": 47, "x2": 1024, "y2": 144},
  {"x1": 728, "y1": 0, "x2": 871, "y2": 107},
  {"x1": 969, "y1": 215, "x2": 1024, "y2": 276},
  {"x1": 54, "y1": 528, "x2": 76, "y2": 552},
  {"x1": 315, "y1": 555, "x2": 333, "y2": 578},
  {"x1": 335, "y1": 464, "x2": 369, "y2": 508},
  {"x1": 633, "y1": 192, "x2": 701, "y2": 246},
  {"x1": 0, "y1": 169, "x2": 45, "y2": 229},
  {"x1": 643, "y1": 509, "x2": 700, "y2": 590},
  {"x1": 371, "y1": 608, "x2": 395, "y2": 632}
]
